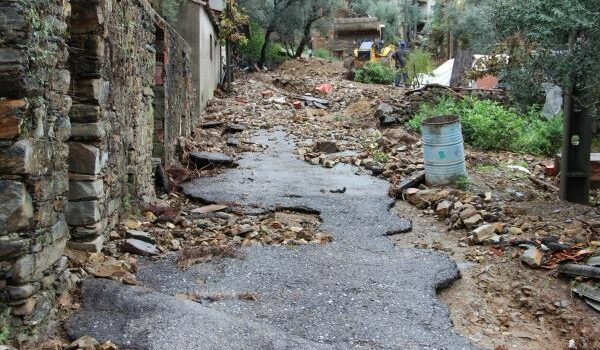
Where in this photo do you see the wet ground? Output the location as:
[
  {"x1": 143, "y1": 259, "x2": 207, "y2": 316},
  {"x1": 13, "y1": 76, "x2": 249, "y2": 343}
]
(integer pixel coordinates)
[{"x1": 67, "y1": 130, "x2": 481, "y2": 350}]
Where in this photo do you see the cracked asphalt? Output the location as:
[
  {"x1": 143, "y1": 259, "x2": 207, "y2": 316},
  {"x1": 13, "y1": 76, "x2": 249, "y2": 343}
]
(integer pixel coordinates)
[{"x1": 66, "y1": 130, "x2": 482, "y2": 350}]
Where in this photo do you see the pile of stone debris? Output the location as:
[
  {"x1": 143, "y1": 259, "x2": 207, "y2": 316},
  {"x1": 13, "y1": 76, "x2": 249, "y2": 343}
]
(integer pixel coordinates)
[{"x1": 397, "y1": 183, "x2": 600, "y2": 312}]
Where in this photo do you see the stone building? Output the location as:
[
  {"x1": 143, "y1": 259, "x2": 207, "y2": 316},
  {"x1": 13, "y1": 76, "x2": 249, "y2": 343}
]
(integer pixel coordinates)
[
  {"x1": 328, "y1": 17, "x2": 383, "y2": 58},
  {"x1": 0, "y1": 0, "x2": 210, "y2": 341}
]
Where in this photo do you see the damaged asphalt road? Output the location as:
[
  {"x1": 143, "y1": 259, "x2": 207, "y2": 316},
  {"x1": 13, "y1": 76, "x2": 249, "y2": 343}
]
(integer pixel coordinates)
[{"x1": 66, "y1": 130, "x2": 482, "y2": 350}]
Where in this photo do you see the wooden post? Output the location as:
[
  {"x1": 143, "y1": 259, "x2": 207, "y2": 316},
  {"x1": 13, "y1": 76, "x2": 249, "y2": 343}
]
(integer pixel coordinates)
[{"x1": 559, "y1": 88, "x2": 592, "y2": 203}]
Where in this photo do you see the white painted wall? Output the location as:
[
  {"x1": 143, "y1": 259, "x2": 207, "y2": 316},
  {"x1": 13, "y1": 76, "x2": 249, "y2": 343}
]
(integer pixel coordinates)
[
  {"x1": 177, "y1": 2, "x2": 222, "y2": 111},
  {"x1": 198, "y1": 7, "x2": 222, "y2": 110}
]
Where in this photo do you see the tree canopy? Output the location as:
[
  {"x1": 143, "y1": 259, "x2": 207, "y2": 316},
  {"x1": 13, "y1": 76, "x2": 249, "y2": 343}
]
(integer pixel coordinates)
[{"x1": 492, "y1": 0, "x2": 600, "y2": 107}]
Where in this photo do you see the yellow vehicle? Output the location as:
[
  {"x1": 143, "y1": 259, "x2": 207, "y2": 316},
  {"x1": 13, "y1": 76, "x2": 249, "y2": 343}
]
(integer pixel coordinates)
[{"x1": 352, "y1": 41, "x2": 396, "y2": 69}]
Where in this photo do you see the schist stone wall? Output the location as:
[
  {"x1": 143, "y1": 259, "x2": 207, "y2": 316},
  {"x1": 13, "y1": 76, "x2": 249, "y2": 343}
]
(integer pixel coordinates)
[{"x1": 0, "y1": 0, "x2": 196, "y2": 340}]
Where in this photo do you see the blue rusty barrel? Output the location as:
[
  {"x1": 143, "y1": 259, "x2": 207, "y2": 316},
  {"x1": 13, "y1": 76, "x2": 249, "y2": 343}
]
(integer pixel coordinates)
[{"x1": 421, "y1": 115, "x2": 467, "y2": 185}]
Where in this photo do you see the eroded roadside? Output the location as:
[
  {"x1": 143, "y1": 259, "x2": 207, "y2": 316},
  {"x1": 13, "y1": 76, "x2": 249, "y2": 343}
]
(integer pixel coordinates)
[{"x1": 27, "y1": 58, "x2": 600, "y2": 350}]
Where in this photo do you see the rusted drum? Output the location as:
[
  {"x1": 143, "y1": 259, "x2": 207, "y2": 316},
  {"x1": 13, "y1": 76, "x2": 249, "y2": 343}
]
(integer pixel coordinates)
[{"x1": 421, "y1": 115, "x2": 467, "y2": 185}]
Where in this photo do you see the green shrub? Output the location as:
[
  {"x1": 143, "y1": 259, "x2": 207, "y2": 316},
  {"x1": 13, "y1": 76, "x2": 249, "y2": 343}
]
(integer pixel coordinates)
[
  {"x1": 353, "y1": 61, "x2": 396, "y2": 85},
  {"x1": 313, "y1": 49, "x2": 335, "y2": 60},
  {"x1": 240, "y1": 22, "x2": 287, "y2": 65},
  {"x1": 0, "y1": 305, "x2": 10, "y2": 344},
  {"x1": 403, "y1": 48, "x2": 434, "y2": 87},
  {"x1": 408, "y1": 97, "x2": 563, "y2": 155}
]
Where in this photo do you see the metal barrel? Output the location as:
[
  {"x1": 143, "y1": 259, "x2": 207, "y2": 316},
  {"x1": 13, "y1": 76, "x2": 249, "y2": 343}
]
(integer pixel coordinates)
[{"x1": 421, "y1": 115, "x2": 467, "y2": 185}]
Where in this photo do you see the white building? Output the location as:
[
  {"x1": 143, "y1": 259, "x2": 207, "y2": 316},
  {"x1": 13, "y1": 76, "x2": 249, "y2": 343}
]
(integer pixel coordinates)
[{"x1": 176, "y1": 0, "x2": 224, "y2": 111}]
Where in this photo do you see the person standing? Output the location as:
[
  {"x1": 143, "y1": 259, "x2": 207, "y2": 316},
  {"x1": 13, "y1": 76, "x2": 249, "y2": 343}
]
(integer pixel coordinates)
[
  {"x1": 392, "y1": 41, "x2": 409, "y2": 87},
  {"x1": 308, "y1": 37, "x2": 314, "y2": 58}
]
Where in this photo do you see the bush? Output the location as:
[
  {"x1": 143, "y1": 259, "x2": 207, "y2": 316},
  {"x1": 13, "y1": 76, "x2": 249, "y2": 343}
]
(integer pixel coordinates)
[
  {"x1": 403, "y1": 48, "x2": 434, "y2": 87},
  {"x1": 313, "y1": 49, "x2": 336, "y2": 60},
  {"x1": 353, "y1": 61, "x2": 396, "y2": 85},
  {"x1": 239, "y1": 22, "x2": 287, "y2": 65},
  {"x1": 408, "y1": 97, "x2": 563, "y2": 155}
]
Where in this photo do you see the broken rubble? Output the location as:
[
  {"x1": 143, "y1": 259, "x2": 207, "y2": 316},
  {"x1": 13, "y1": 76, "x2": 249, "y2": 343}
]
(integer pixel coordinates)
[
  {"x1": 462, "y1": 214, "x2": 483, "y2": 229},
  {"x1": 125, "y1": 230, "x2": 156, "y2": 244},
  {"x1": 123, "y1": 239, "x2": 158, "y2": 256},
  {"x1": 314, "y1": 140, "x2": 338, "y2": 154},
  {"x1": 469, "y1": 224, "x2": 496, "y2": 245},
  {"x1": 521, "y1": 246, "x2": 543, "y2": 267},
  {"x1": 189, "y1": 151, "x2": 236, "y2": 169},
  {"x1": 435, "y1": 200, "x2": 453, "y2": 218}
]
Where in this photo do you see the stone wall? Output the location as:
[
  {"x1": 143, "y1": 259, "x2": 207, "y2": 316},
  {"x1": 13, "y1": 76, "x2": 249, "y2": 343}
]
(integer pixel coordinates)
[
  {"x1": 154, "y1": 22, "x2": 197, "y2": 167},
  {"x1": 379, "y1": 84, "x2": 509, "y2": 126},
  {"x1": 0, "y1": 0, "x2": 73, "y2": 341},
  {"x1": 0, "y1": 0, "x2": 197, "y2": 342}
]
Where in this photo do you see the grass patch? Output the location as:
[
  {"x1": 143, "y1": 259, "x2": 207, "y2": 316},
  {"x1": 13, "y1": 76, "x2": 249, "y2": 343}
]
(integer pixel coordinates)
[
  {"x1": 454, "y1": 176, "x2": 470, "y2": 190},
  {"x1": 0, "y1": 305, "x2": 11, "y2": 344},
  {"x1": 353, "y1": 61, "x2": 395, "y2": 85},
  {"x1": 313, "y1": 49, "x2": 339, "y2": 61},
  {"x1": 408, "y1": 97, "x2": 563, "y2": 156},
  {"x1": 472, "y1": 164, "x2": 498, "y2": 174}
]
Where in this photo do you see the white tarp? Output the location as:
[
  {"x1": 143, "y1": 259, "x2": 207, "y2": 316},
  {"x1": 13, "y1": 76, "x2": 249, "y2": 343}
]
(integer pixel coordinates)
[{"x1": 419, "y1": 58, "x2": 454, "y2": 87}]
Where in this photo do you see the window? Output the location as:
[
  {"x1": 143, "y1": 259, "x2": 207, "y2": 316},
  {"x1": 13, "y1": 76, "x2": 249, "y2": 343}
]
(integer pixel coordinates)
[{"x1": 210, "y1": 34, "x2": 213, "y2": 61}]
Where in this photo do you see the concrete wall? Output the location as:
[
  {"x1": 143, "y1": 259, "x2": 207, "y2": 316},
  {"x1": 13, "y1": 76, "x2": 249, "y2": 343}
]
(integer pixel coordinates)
[
  {"x1": 177, "y1": 1, "x2": 222, "y2": 111},
  {"x1": 0, "y1": 0, "x2": 197, "y2": 341}
]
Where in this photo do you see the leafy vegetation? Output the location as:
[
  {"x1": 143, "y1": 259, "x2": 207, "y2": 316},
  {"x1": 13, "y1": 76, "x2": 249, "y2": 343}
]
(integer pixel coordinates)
[
  {"x1": 454, "y1": 176, "x2": 470, "y2": 190},
  {"x1": 408, "y1": 97, "x2": 563, "y2": 155},
  {"x1": 219, "y1": 0, "x2": 249, "y2": 45},
  {"x1": 239, "y1": 0, "x2": 341, "y2": 65},
  {"x1": 402, "y1": 48, "x2": 434, "y2": 87},
  {"x1": 427, "y1": 0, "x2": 496, "y2": 56},
  {"x1": 352, "y1": 0, "x2": 420, "y2": 42},
  {"x1": 239, "y1": 22, "x2": 286, "y2": 65},
  {"x1": 313, "y1": 49, "x2": 336, "y2": 61},
  {"x1": 353, "y1": 62, "x2": 395, "y2": 85},
  {"x1": 491, "y1": 0, "x2": 600, "y2": 110},
  {"x1": 0, "y1": 305, "x2": 10, "y2": 344}
]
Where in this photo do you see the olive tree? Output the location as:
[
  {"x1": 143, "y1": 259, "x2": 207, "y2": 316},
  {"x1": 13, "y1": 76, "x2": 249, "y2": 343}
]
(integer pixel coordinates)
[{"x1": 491, "y1": 0, "x2": 600, "y2": 202}]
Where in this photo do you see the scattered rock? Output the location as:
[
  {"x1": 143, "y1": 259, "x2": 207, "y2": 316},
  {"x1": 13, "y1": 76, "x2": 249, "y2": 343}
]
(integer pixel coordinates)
[
  {"x1": 125, "y1": 230, "x2": 156, "y2": 244},
  {"x1": 435, "y1": 200, "x2": 453, "y2": 218},
  {"x1": 189, "y1": 151, "x2": 236, "y2": 168},
  {"x1": 68, "y1": 236, "x2": 105, "y2": 253},
  {"x1": 521, "y1": 246, "x2": 543, "y2": 267},
  {"x1": 191, "y1": 204, "x2": 228, "y2": 214},
  {"x1": 314, "y1": 140, "x2": 338, "y2": 153},
  {"x1": 463, "y1": 214, "x2": 483, "y2": 229},
  {"x1": 405, "y1": 188, "x2": 437, "y2": 209},
  {"x1": 6, "y1": 283, "x2": 38, "y2": 299},
  {"x1": 364, "y1": 160, "x2": 384, "y2": 176},
  {"x1": 12, "y1": 297, "x2": 36, "y2": 316},
  {"x1": 224, "y1": 124, "x2": 245, "y2": 134},
  {"x1": 226, "y1": 137, "x2": 239, "y2": 147},
  {"x1": 200, "y1": 121, "x2": 225, "y2": 129},
  {"x1": 470, "y1": 224, "x2": 496, "y2": 245},
  {"x1": 506, "y1": 226, "x2": 523, "y2": 236},
  {"x1": 123, "y1": 238, "x2": 158, "y2": 256},
  {"x1": 68, "y1": 335, "x2": 99, "y2": 350}
]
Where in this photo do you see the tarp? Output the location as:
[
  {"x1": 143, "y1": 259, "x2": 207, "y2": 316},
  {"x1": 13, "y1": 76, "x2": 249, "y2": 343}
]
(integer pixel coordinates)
[{"x1": 419, "y1": 59, "x2": 454, "y2": 87}]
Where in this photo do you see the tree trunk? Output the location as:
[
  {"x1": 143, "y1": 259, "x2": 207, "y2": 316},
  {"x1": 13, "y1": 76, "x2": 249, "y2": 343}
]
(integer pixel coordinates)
[
  {"x1": 258, "y1": 28, "x2": 274, "y2": 68},
  {"x1": 449, "y1": 47, "x2": 473, "y2": 87},
  {"x1": 294, "y1": 18, "x2": 318, "y2": 58}
]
